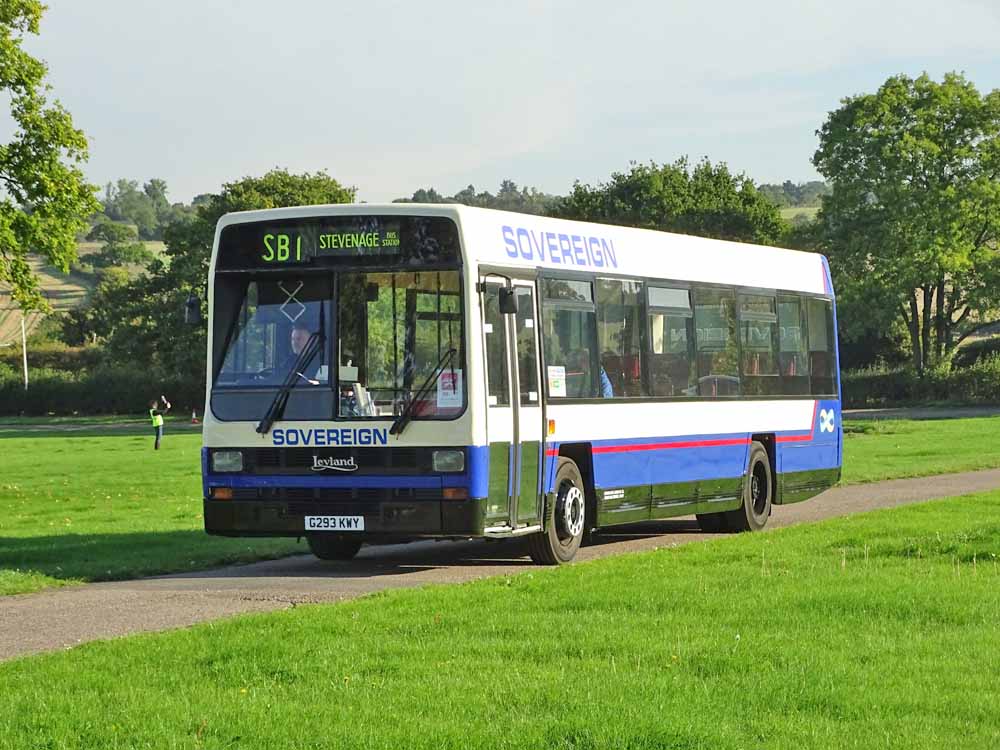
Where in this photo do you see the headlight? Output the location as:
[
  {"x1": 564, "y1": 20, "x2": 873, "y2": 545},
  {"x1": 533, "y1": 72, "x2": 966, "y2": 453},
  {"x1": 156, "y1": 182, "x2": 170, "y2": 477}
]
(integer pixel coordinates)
[
  {"x1": 211, "y1": 450, "x2": 244, "y2": 472},
  {"x1": 432, "y1": 449, "x2": 464, "y2": 473}
]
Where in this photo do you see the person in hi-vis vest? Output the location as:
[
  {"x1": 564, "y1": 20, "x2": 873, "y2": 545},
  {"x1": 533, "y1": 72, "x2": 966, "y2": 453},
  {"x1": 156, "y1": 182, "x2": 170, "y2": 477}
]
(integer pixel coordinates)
[{"x1": 149, "y1": 395, "x2": 171, "y2": 450}]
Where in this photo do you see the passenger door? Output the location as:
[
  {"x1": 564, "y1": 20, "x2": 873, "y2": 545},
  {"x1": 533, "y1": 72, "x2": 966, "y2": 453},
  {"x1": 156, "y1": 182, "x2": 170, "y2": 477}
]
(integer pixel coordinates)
[{"x1": 480, "y1": 278, "x2": 544, "y2": 529}]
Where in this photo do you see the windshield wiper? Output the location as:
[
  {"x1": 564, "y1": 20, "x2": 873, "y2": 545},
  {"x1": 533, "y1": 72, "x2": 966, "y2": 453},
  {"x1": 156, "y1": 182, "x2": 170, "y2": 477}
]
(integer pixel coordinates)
[
  {"x1": 390, "y1": 348, "x2": 457, "y2": 437},
  {"x1": 256, "y1": 332, "x2": 323, "y2": 435}
]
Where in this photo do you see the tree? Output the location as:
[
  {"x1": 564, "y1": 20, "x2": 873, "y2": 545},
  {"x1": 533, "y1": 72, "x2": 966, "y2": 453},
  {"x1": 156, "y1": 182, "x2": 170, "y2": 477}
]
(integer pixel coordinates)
[
  {"x1": 555, "y1": 159, "x2": 785, "y2": 245},
  {"x1": 102, "y1": 179, "x2": 158, "y2": 239},
  {"x1": 85, "y1": 220, "x2": 154, "y2": 269},
  {"x1": 0, "y1": 0, "x2": 100, "y2": 310},
  {"x1": 814, "y1": 72, "x2": 1000, "y2": 372},
  {"x1": 394, "y1": 181, "x2": 559, "y2": 215},
  {"x1": 101, "y1": 169, "x2": 355, "y2": 380}
]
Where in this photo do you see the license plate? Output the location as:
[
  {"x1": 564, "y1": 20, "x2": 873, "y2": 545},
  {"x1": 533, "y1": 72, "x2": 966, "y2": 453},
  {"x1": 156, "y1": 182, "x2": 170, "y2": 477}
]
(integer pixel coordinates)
[{"x1": 304, "y1": 516, "x2": 365, "y2": 531}]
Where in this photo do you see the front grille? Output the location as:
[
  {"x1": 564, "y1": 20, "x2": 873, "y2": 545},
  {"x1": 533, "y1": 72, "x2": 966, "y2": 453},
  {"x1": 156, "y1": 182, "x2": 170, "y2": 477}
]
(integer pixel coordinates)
[
  {"x1": 239, "y1": 447, "x2": 446, "y2": 475},
  {"x1": 222, "y1": 487, "x2": 441, "y2": 502}
]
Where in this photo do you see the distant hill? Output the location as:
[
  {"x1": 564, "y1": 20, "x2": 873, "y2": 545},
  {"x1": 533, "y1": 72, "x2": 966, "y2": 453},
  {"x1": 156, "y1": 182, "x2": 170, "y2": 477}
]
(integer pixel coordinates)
[{"x1": 0, "y1": 240, "x2": 164, "y2": 346}]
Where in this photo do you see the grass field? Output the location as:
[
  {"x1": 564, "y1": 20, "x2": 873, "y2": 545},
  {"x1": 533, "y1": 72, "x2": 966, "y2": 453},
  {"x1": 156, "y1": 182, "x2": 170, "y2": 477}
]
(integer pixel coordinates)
[
  {"x1": 841, "y1": 416, "x2": 1000, "y2": 483},
  {"x1": 2, "y1": 416, "x2": 1000, "y2": 597},
  {"x1": 0, "y1": 432, "x2": 301, "y2": 596},
  {"x1": 780, "y1": 205, "x2": 820, "y2": 222},
  {"x1": 1, "y1": 493, "x2": 997, "y2": 749}
]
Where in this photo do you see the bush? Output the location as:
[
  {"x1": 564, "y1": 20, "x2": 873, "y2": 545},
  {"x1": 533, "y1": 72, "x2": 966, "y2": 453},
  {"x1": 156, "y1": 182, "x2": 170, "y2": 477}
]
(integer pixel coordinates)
[
  {"x1": 951, "y1": 336, "x2": 1000, "y2": 369},
  {"x1": 0, "y1": 366, "x2": 204, "y2": 416},
  {"x1": 0, "y1": 343, "x2": 105, "y2": 372},
  {"x1": 843, "y1": 356, "x2": 1000, "y2": 407}
]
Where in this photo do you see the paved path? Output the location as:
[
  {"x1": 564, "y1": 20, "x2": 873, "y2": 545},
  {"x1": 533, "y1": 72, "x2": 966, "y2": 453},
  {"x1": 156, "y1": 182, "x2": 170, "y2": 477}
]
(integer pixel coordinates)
[{"x1": 3, "y1": 468, "x2": 1000, "y2": 662}]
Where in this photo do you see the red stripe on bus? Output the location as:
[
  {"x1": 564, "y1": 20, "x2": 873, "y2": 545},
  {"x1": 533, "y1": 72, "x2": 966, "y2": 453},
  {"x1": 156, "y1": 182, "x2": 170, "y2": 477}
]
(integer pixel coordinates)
[{"x1": 545, "y1": 437, "x2": 750, "y2": 457}]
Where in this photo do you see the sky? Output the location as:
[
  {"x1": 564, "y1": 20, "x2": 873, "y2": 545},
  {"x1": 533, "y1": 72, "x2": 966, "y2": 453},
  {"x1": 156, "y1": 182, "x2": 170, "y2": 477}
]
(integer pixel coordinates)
[{"x1": 10, "y1": 0, "x2": 1000, "y2": 204}]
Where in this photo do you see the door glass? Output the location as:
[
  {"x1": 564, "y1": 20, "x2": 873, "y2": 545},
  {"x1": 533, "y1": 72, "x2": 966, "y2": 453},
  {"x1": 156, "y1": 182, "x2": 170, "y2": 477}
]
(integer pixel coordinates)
[
  {"x1": 483, "y1": 285, "x2": 509, "y2": 406},
  {"x1": 514, "y1": 287, "x2": 539, "y2": 405}
]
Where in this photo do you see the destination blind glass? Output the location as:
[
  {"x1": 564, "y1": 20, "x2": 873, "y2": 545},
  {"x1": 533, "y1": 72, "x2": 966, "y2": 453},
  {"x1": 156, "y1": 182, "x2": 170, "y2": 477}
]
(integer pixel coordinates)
[{"x1": 216, "y1": 215, "x2": 461, "y2": 270}]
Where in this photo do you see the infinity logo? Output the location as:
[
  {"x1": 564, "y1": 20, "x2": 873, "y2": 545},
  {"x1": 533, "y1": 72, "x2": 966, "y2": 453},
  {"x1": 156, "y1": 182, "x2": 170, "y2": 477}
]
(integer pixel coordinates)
[{"x1": 819, "y1": 408, "x2": 836, "y2": 433}]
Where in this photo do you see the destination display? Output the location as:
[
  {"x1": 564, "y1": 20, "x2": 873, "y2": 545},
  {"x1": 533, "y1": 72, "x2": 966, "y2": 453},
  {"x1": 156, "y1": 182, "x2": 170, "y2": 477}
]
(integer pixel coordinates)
[
  {"x1": 217, "y1": 215, "x2": 460, "y2": 270},
  {"x1": 259, "y1": 222, "x2": 400, "y2": 264}
]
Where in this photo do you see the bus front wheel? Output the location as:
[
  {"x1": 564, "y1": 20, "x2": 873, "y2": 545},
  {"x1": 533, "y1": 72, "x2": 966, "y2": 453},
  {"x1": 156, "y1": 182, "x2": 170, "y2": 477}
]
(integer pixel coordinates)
[
  {"x1": 725, "y1": 441, "x2": 772, "y2": 532},
  {"x1": 307, "y1": 534, "x2": 363, "y2": 561},
  {"x1": 528, "y1": 458, "x2": 586, "y2": 565}
]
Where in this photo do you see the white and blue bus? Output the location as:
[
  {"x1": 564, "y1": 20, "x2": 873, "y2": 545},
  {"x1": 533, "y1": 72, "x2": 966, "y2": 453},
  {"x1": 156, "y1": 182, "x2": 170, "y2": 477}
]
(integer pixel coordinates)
[{"x1": 201, "y1": 205, "x2": 841, "y2": 564}]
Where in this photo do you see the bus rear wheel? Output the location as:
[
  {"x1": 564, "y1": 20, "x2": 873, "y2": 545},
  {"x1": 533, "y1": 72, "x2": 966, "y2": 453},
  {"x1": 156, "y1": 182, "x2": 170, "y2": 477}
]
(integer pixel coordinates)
[
  {"x1": 528, "y1": 458, "x2": 586, "y2": 565},
  {"x1": 724, "y1": 441, "x2": 772, "y2": 532},
  {"x1": 307, "y1": 534, "x2": 363, "y2": 561}
]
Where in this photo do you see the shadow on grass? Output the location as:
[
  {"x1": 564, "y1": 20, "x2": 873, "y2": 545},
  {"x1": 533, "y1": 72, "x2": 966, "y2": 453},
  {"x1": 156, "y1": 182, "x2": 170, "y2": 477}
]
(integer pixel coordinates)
[
  {"x1": 0, "y1": 530, "x2": 304, "y2": 586},
  {"x1": 1, "y1": 531, "x2": 541, "y2": 590}
]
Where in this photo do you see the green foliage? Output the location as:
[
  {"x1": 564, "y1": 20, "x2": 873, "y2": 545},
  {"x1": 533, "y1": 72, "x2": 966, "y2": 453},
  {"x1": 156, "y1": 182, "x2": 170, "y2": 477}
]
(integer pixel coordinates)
[
  {"x1": 395, "y1": 179, "x2": 559, "y2": 215},
  {"x1": 0, "y1": 364, "x2": 204, "y2": 415},
  {"x1": 84, "y1": 219, "x2": 154, "y2": 269},
  {"x1": 98, "y1": 178, "x2": 194, "y2": 240},
  {"x1": 952, "y1": 335, "x2": 1000, "y2": 368},
  {"x1": 0, "y1": 342, "x2": 102, "y2": 371},
  {"x1": 0, "y1": 0, "x2": 101, "y2": 311},
  {"x1": 58, "y1": 267, "x2": 131, "y2": 344},
  {"x1": 555, "y1": 159, "x2": 786, "y2": 245},
  {"x1": 843, "y1": 356, "x2": 1000, "y2": 407},
  {"x1": 814, "y1": 72, "x2": 1000, "y2": 372},
  {"x1": 757, "y1": 180, "x2": 830, "y2": 208}
]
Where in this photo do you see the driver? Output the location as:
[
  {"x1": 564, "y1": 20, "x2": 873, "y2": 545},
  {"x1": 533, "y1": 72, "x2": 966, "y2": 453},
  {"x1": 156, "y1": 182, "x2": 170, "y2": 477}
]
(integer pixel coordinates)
[{"x1": 283, "y1": 322, "x2": 322, "y2": 385}]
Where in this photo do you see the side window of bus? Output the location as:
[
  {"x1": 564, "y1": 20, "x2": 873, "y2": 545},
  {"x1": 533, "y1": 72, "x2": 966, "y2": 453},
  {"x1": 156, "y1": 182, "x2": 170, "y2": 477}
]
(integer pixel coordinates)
[
  {"x1": 739, "y1": 294, "x2": 781, "y2": 396},
  {"x1": 514, "y1": 287, "x2": 539, "y2": 405},
  {"x1": 647, "y1": 286, "x2": 696, "y2": 397},
  {"x1": 693, "y1": 287, "x2": 740, "y2": 396},
  {"x1": 778, "y1": 295, "x2": 810, "y2": 395},
  {"x1": 542, "y1": 279, "x2": 599, "y2": 399},
  {"x1": 482, "y1": 285, "x2": 509, "y2": 407},
  {"x1": 807, "y1": 298, "x2": 836, "y2": 395},
  {"x1": 596, "y1": 279, "x2": 646, "y2": 398}
]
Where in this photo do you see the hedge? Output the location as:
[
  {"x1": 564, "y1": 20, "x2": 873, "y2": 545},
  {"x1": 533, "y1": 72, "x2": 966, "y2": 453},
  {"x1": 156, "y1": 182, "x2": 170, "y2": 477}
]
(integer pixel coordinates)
[
  {"x1": 0, "y1": 344, "x2": 105, "y2": 373},
  {"x1": 0, "y1": 367, "x2": 204, "y2": 416},
  {"x1": 843, "y1": 356, "x2": 1000, "y2": 408}
]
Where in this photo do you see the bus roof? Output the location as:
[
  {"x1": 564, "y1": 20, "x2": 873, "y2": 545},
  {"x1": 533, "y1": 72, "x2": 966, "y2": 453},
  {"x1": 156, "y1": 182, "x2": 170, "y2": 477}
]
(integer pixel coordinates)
[{"x1": 215, "y1": 203, "x2": 832, "y2": 296}]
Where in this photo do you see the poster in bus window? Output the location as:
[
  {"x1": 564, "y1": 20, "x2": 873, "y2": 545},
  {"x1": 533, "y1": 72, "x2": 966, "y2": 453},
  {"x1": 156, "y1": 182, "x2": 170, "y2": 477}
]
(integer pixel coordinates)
[
  {"x1": 547, "y1": 366, "x2": 566, "y2": 397},
  {"x1": 437, "y1": 369, "x2": 463, "y2": 408}
]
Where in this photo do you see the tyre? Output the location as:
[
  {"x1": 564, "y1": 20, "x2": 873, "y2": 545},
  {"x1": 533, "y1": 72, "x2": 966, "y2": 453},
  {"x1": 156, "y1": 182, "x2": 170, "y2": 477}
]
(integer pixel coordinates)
[
  {"x1": 695, "y1": 512, "x2": 729, "y2": 533},
  {"x1": 724, "y1": 441, "x2": 772, "y2": 532},
  {"x1": 528, "y1": 458, "x2": 586, "y2": 565},
  {"x1": 307, "y1": 534, "x2": 363, "y2": 561}
]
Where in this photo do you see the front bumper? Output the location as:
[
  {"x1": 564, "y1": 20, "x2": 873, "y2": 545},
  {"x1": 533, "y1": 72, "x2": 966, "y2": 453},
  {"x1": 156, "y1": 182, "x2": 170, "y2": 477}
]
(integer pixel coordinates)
[{"x1": 204, "y1": 496, "x2": 487, "y2": 538}]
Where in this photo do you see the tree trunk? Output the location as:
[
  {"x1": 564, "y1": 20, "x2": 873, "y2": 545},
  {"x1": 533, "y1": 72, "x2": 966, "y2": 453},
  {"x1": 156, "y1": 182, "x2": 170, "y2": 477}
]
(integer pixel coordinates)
[
  {"x1": 906, "y1": 294, "x2": 923, "y2": 374},
  {"x1": 921, "y1": 286, "x2": 932, "y2": 372},
  {"x1": 935, "y1": 278, "x2": 946, "y2": 361}
]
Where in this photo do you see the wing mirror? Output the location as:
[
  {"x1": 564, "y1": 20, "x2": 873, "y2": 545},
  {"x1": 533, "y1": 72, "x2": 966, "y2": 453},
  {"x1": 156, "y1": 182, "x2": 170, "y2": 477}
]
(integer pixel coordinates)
[
  {"x1": 498, "y1": 287, "x2": 518, "y2": 315},
  {"x1": 184, "y1": 293, "x2": 202, "y2": 325}
]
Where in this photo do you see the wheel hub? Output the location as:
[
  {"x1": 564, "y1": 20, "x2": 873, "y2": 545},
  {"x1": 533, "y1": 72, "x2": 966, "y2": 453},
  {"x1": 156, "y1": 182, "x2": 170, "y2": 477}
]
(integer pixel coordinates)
[
  {"x1": 557, "y1": 485, "x2": 585, "y2": 540},
  {"x1": 751, "y1": 461, "x2": 769, "y2": 516}
]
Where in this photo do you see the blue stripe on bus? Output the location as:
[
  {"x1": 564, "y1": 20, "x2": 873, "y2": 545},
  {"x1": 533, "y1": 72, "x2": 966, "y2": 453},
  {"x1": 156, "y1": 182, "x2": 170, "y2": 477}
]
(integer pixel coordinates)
[{"x1": 203, "y1": 445, "x2": 491, "y2": 498}]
